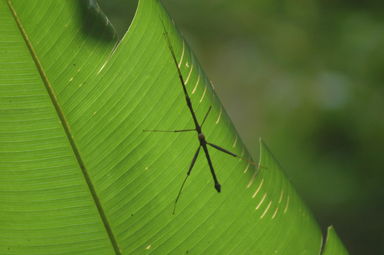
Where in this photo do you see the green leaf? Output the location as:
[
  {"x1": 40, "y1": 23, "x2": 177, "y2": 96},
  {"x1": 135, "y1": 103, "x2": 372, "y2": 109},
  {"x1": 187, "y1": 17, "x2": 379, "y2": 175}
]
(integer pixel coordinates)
[
  {"x1": 0, "y1": 0, "x2": 347, "y2": 254},
  {"x1": 322, "y1": 226, "x2": 349, "y2": 255}
]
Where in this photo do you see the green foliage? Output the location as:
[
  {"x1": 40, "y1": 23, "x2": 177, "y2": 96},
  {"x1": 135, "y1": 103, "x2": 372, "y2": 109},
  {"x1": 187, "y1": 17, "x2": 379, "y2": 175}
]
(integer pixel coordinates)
[
  {"x1": 0, "y1": 0, "x2": 347, "y2": 254},
  {"x1": 322, "y1": 226, "x2": 349, "y2": 255},
  {"x1": 155, "y1": 2, "x2": 384, "y2": 253}
]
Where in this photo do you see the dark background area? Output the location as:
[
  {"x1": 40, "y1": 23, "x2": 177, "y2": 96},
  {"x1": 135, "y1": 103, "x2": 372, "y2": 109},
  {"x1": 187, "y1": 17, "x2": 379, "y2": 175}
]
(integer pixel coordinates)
[{"x1": 98, "y1": 0, "x2": 384, "y2": 253}]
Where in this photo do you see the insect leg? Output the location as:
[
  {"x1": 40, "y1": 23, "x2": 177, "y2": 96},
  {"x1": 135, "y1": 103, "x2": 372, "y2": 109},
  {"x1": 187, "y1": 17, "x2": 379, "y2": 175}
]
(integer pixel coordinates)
[
  {"x1": 200, "y1": 106, "x2": 212, "y2": 128},
  {"x1": 207, "y1": 142, "x2": 237, "y2": 157},
  {"x1": 173, "y1": 145, "x2": 201, "y2": 214},
  {"x1": 207, "y1": 142, "x2": 257, "y2": 165},
  {"x1": 143, "y1": 129, "x2": 195, "y2": 133},
  {"x1": 201, "y1": 144, "x2": 221, "y2": 192}
]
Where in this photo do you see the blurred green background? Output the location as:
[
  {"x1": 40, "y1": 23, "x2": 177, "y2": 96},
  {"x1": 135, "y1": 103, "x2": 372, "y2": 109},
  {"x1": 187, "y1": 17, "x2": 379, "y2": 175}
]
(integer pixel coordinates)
[{"x1": 98, "y1": 0, "x2": 384, "y2": 254}]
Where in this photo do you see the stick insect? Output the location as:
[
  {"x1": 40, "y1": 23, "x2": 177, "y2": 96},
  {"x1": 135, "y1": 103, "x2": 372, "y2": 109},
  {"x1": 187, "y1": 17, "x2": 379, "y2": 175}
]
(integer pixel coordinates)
[{"x1": 144, "y1": 23, "x2": 252, "y2": 214}]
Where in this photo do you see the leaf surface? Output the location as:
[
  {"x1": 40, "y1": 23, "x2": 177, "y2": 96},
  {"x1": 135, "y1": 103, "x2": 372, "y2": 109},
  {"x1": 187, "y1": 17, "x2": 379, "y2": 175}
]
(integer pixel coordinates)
[
  {"x1": 0, "y1": 0, "x2": 346, "y2": 254},
  {"x1": 322, "y1": 226, "x2": 349, "y2": 255}
]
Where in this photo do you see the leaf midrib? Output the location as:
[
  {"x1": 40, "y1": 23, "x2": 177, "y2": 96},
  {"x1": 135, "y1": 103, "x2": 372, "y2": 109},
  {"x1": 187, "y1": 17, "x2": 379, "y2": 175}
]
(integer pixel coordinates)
[{"x1": 6, "y1": 1, "x2": 121, "y2": 254}]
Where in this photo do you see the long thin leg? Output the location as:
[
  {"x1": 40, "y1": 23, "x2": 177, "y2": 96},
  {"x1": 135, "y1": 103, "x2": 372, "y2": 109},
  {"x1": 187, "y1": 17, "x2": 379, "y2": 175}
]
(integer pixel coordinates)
[
  {"x1": 207, "y1": 142, "x2": 257, "y2": 165},
  {"x1": 143, "y1": 129, "x2": 195, "y2": 133},
  {"x1": 200, "y1": 106, "x2": 212, "y2": 128},
  {"x1": 201, "y1": 144, "x2": 221, "y2": 192},
  {"x1": 207, "y1": 142, "x2": 237, "y2": 157},
  {"x1": 173, "y1": 145, "x2": 201, "y2": 214}
]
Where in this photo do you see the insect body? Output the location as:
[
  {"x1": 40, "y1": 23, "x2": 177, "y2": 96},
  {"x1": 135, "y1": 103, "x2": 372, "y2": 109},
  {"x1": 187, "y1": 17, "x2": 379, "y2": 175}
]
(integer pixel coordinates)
[{"x1": 144, "y1": 22, "x2": 249, "y2": 213}]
